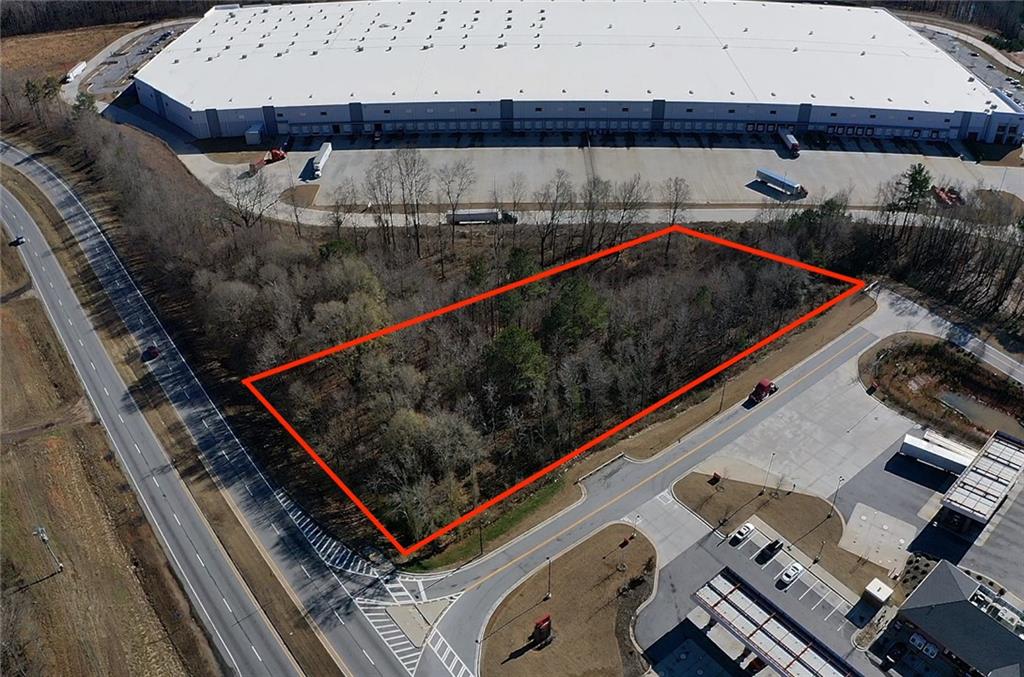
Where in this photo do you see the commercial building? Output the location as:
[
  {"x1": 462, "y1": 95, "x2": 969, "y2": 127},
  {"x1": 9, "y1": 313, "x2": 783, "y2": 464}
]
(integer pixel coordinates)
[
  {"x1": 135, "y1": 0, "x2": 1024, "y2": 145},
  {"x1": 897, "y1": 560, "x2": 1024, "y2": 677}
]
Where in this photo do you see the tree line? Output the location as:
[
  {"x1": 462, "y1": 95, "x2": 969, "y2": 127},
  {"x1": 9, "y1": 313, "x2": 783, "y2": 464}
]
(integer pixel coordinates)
[{"x1": 7, "y1": 89, "x2": 1021, "y2": 553}]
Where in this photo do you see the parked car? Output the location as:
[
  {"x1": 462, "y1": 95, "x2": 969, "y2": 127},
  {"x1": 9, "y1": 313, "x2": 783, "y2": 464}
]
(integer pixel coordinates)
[
  {"x1": 8, "y1": 235, "x2": 26, "y2": 247},
  {"x1": 923, "y1": 642, "x2": 939, "y2": 659},
  {"x1": 969, "y1": 51, "x2": 979, "y2": 57},
  {"x1": 732, "y1": 523, "x2": 755, "y2": 543},
  {"x1": 141, "y1": 345, "x2": 161, "y2": 361},
  {"x1": 779, "y1": 562, "x2": 804, "y2": 587},
  {"x1": 762, "y1": 539, "x2": 784, "y2": 558},
  {"x1": 909, "y1": 632, "x2": 928, "y2": 652},
  {"x1": 886, "y1": 642, "x2": 908, "y2": 663}
]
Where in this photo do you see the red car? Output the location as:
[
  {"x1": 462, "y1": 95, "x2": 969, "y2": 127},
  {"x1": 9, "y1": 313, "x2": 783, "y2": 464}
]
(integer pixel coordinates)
[{"x1": 141, "y1": 345, "x2": 160, "y2": 362}]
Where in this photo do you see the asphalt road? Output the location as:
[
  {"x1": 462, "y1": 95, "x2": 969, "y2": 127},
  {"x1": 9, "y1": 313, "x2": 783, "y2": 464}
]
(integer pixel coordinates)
[
  {"x1": 0, "y1": 141, "x2": 412, "y2": 677},
  {"x1": 1, "y1": 187, "x2": 296, "y2": 675}
]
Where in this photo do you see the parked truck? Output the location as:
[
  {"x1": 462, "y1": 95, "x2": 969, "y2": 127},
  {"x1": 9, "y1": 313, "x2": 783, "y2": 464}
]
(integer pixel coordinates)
[
  {"x1": 313, "y1": 142, "x2": 333, "y2": 179},
  {"x1": 898, "y1": 434, "x2": 973, "y2": 474},
  {"x1": 63, "y1": 61, "x2": 87, "y2": 83},
  {"x1": 755, "y1": 168, "x2": 808, "y2": 198},
  {"x1": 447, "y1": 209, "x2": 518, "y2": 225},
  {"x1": 248, "y1": 147, "x2": 287, "y2": 176},
  {"x1": 778, "y1": 128, "x2": 800, "y2": 156}
]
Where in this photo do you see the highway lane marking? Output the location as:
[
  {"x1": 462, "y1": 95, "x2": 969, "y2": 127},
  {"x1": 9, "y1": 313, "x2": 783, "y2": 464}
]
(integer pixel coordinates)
[
  {"x1": 103, "y1": 386, "x2": 109, "y2": 396},
  {"x1": 332, "y1": 610, "x2": 345, "y2": 625},
  {"x1": 57, "y1": 298, "x2": 62, "y2": 306},
  {"x1": 118, "y1": 414, "x2": 125, "y2": 423},
  {"x1": 67, "y1": 318, "x2": 72, "y2": 326},
  {"x1": 152, "y1": 477, "x2": 160, "y2": 488},
  {"x1": 223, "y1": 597, "x2": 232, "y2": 613},
  {"x1": 196, "y1": 552, "x2": 206, "y2": 567},
  {"x1": 173, "y1": 513, "x2": 182, "y2": 526},
  {"x1": 133, "y1": 442, "x2": 141, "y2": 455},
  {"x1": 251, "y1": 645, "x2": 262, "y2": 663},
  {"x1": 78, "y1": 339, "x2": 83, "y2": 346},
  {"x1": 90, "y1": 360, "x2": 96, "y2": 370},
  {"x1": 361, "y1": 649, "x2": 375, "y2": 666},
  {"x1": 464, "y1": 328, "x2": 876, "y2": 595},
  {"x1": 301, "y1": 565, "x2": 312, "y2": 579},
  {"x1": 270, "y1": 523, "x2": 279, "y2": 535}
]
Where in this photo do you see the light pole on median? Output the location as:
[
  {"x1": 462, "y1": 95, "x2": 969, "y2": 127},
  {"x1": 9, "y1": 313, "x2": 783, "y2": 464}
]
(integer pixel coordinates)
[
  {"x1": 760, "y1": 452, "x2": 776, "y2": 496},
  {"x1": 544, "y1": 557, "x2": 552, "y2": 601},
  {"x1": 827, "y1": 475, "x2": 845, "y2": 519}
]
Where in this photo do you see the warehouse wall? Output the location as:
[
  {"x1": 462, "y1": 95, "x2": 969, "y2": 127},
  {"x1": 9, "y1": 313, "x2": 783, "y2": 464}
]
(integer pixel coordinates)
[{"x1": 135, "y1": 80, "x2": 1024, "y2": 145}]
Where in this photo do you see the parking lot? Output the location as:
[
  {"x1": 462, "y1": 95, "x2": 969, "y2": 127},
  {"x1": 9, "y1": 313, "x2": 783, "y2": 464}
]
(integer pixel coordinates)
[
  {"x1": 917, "y1": 26, "x2": 1024, "y2": 103},
  {"x1": 729, "y1": 526, "x2": 863, "y2": 643},
  {"x1": 84, "y1": 23, "x2": 193, "y2": 100}
]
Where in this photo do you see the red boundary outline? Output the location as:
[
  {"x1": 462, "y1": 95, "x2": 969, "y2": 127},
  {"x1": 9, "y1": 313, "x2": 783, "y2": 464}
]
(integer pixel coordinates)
[{"x1": 242, "y1": 225, "x2": 865, "y2": 556}]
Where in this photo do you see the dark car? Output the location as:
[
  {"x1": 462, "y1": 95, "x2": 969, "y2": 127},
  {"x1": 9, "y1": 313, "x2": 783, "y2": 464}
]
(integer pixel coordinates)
[
  {"x1": 8, "y1": 236, "x2": 26, "y2": 247},
  {"x1": 141, "y1": 345, "x2": 161, "y2": 362}
]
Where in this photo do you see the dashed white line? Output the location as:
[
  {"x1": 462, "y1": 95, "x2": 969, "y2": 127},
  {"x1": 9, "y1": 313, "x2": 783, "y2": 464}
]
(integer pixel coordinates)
[
  {"x1": 251, "y1": 645, "x2": 262, "y2": 663},
  {"x1": 223, "y1": 597, "x2": 232, "y2": 613},
  {"x1": 196, "y1": 553, "x2": 205, "y2": 567},
  {"x1": 133, "y1": 442, "x2": 141, "y2": 454},
  {"x1": 270, "y1": 523, "x2": 279, "y2": 535},
  {"x1": 118, "y1": 414, "x2": 124, "y2": 423},
  {"x1": 78, "y1": 339, "x2": 83, "y2": 346},
  {"x1": 333, "y1": 610, "x2": 346, "y2": 625},
  {"x1": 57, "y1": 298, "x2": 63, "y2": 306},
  {"x1": 300, "y1": 565, "x2": 311, "y2": 579},
  {"x1": 152, "y1": 477, "x2": 160, "y2": 488},
  {"x1": 103, "y1": 386, "x2": 109, "y2": 396},
  {"x1": 173, "y1": 513, "x2": 182, "y2": 526},
  {"x1": 361, "y1": 649, "x2": 375, "y2": 666},
  {"x1": 89, "y1": 360, "x2": 96, "y2": 370}
]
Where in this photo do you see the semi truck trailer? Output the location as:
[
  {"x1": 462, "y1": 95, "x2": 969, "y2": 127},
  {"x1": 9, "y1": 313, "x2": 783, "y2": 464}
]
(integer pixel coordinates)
[
  {"x1": 778, "y1": 128, "x2": 800, "y2": 156},
  {"x1": 313, "y1": 142, "x2": 332, "y2": 179},
  {"x1": 446, "y1": 209, "x2": 518, "y2": 225},
  {"x1": 63, "y1": 61, "x2": 87, "y2": 83},
  {"x1": 755, "y1": 168, "x2": 808, "y2": 198}
]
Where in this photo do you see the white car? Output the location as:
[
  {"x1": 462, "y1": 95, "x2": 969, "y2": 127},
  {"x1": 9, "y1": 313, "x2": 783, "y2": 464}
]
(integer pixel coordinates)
[
  {"x1": 779, "y1": 562, "x2": 804, "y2": 587},
  {"x1": 732, "y1": 523, "x2": 754, "y2": 543}
]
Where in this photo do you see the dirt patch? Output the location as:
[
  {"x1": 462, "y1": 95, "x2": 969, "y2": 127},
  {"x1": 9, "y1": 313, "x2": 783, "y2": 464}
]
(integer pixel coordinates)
[
  {"x1": 1, "y1": 229, "x2": 31, "y2": 298},
  {"x1": 281, "y1": 183, "x2": 320, "y2": 208},
  {"x1": 481, "y1": 523, "x2": 656, "y2": 677},
  {"x1": 408, "y1": 292, "x2": 875, "y2": 570},
  {"x1": 977, "y1": 188, "x2": 1024, "y2": 219},
  {"x1": 675, "y1": 473, "x2": 891, "y2": 596},
  {"x1": 0, "y1": 297, "x2": 82, "y2": 429},
  {"x1": 2, "y1": 145, "x2": 344, "y2": 675},
  {"x1": 858, "y1": 332, "x2": 1024, "y2": 445},
  {"x1": 0, "y1": 22, "x2": 143, "y2": 80}
]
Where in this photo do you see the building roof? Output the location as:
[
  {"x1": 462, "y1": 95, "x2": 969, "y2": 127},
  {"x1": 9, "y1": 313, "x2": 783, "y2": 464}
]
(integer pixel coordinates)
[
  {"x1": 942, "y1": 432, "x2": 1024, "y2": 523},
  {"x1": 136, "y1": 0, "x2": 1013, "y2": 114},
  {"x1": 901, "y1": 561, "x2": 1024, "y2": 676}
]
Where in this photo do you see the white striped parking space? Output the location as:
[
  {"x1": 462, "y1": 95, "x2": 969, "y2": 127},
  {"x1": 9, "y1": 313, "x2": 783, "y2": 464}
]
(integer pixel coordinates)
[
  {"x1": 427, "y1": 630, "x2": 475, "y2": 677},
  {"x1": 271, "y1": 489, "x2": 378, "y2": 578},
  {"x1": 356, "y1": 600, "x2": 422, "y2": 675}
]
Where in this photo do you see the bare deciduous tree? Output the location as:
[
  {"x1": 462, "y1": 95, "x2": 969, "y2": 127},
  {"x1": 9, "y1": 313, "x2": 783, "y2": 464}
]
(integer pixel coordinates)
[{"x1": 437, "y1": 158, "x2": 477, "y2": 249}]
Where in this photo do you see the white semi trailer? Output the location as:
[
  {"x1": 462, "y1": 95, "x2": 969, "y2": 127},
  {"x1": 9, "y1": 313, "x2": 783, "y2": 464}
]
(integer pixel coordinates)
[
  {"x1": 778, "y1": 128, "x2": 800, "y2": 156},
  {"x1": 313, "y1": 142, "x2": 332, "y2": 179},
  {"x1": 898, "y1": 434, "x2": 974, "y2": 474}
]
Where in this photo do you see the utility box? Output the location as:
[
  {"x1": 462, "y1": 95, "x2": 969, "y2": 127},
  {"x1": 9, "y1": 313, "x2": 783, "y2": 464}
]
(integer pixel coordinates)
[{"x1": 245, "y1": 124, "x2": 263, "y2": 146}]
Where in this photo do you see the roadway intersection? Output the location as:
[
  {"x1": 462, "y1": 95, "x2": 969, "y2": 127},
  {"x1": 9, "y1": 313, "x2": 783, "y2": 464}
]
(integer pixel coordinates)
[{"x1": 3, "y1": 139, "x2": 1022, "y2": 677}]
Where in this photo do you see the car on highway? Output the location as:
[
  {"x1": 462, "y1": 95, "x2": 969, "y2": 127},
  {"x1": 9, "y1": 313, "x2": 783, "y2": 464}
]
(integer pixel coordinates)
[
  {"x1": 141, "y1": 345, "x2": 161, "y2": 361},
  {"x1": 779, "y1": 562, "x2": 804, "y2": 587},
  {"x1": 732, "y1": 522, "x2": 755, "y2": 543},
  {"x1": 8, "y1": 235, "x2": 26, "y2": 247}
]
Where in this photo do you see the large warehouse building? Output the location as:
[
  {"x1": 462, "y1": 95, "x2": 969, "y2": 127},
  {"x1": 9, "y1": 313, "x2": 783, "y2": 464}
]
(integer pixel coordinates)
[{"x1": 135, "y1": 0, "x2": 1024, "y2": 145}]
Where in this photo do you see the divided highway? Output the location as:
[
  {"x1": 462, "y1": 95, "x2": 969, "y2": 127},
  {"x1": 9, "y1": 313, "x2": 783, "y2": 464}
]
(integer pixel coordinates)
[
  {"x1": 1, "y1": 183, "x2": 296, "y2": 675},
  {"x1": 0, "y1": 141, "x2": 409, "y2": 676}
]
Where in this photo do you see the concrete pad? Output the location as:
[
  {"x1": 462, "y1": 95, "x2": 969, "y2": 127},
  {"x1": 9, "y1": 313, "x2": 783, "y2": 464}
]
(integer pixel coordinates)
[
  {"x1": 704, "y1": 354, "x2": 913, "y2": 502},
  {"x1": 387, "y1": 599, "x2": 452, "y2": 647},
  {"x1": 839, "y1": 504, "x2": 917, "y2": 573},
  {"x1": 630, "y1": 490, "x2": 710, "y2": 567}
]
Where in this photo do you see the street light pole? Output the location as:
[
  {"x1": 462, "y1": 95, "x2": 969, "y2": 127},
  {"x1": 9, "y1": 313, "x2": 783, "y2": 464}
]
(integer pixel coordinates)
[
  {"x1": 814, "y1": 539, "x2": 825, "y2": 564},
  {"x1": 760, "y1": 452, "x2": 776, "y2": 496},
  {"x1": 827, "y1": 475, "x2": 845, "y2": 519},
  {"x1": 544, "y1": 557, "x2": 552, "y2": 601},
  {"x1": 33, "y1": 526, "x2": 63, "y2": 574}
]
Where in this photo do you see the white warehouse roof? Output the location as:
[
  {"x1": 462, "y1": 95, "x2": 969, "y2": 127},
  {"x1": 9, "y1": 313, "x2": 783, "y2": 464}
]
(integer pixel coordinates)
[{"x1": 137, "y1": 0, "x2": 1012, "y2": 115}]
